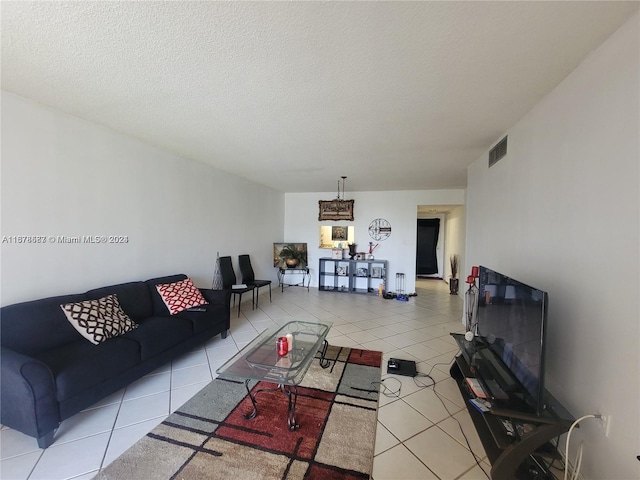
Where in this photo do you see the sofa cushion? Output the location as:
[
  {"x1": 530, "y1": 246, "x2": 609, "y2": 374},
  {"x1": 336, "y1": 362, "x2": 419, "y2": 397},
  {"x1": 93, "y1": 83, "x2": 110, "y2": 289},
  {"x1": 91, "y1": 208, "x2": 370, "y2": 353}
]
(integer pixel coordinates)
[
  {"x1": 35, "y1": 337, "x2": 141, "y2": 402},
  {"x1": 121, "y1": 316, "x2": 193, "y2": 360},
  {"x1": 155, "y1": 278, "x2": 208, "y2": 315},
  {"x1": 176, "y1": 301, "x2": 229, "y2": 334},
  {"x1": 86, "y1": 281, "x2": 153, "y2": 322},
  {"x1": 60, "y1": 294, "x2": 138, "y2": 345},
  {"x1": 1, "y1": 293, "x2": 88, "y2": 356},
  {"x1": 145, "y1": 274, "x2": 188, "y2": 315}
]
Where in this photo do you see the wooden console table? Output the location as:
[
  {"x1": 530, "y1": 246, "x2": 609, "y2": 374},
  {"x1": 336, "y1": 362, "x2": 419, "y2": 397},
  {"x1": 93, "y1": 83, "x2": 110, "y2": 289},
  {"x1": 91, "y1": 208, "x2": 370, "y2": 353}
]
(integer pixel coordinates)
[
  {"x1": 450, "y1": 333, "x2": 574, "y2": 480},
  {"x1": 277, "y1": 267, "x2": 310, "y2": 292}
]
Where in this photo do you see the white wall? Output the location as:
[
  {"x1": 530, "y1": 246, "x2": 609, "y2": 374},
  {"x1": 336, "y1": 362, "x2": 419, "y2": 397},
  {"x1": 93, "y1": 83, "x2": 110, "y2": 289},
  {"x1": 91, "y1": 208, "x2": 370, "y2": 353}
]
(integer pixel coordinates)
[
  {"x1": 465, "y1": 13, "x2": 639, "y2": 480},
  {"x1": 1, "y1": 92, "x2": 284, "y2": 306},
  {"x1": 443, "y1": 205, "x2": 466, "y2": 287},
  {"x1": 284, "y1": 189, "x2": 465, "y2": 294}
]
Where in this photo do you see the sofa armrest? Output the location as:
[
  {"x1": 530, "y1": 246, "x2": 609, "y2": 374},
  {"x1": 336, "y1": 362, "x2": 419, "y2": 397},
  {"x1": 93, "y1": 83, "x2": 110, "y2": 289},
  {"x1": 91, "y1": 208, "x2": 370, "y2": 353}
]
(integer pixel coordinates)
[
  {"x1": 0, "y1": 347, "x2": 60, "y2": 443},
  {"x1": 199, "y1": 289, "x2": 232, "y2": 337},
  {"x1": 199, "y1": 288, "x2": 232, "y2": 307}
]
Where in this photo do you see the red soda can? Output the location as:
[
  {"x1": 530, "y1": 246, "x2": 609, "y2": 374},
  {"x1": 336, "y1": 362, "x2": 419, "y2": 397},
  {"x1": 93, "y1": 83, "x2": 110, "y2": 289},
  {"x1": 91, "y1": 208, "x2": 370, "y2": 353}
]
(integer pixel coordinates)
[{"x1": 277, "y1": 336, "x2": 288, "y2": 356}]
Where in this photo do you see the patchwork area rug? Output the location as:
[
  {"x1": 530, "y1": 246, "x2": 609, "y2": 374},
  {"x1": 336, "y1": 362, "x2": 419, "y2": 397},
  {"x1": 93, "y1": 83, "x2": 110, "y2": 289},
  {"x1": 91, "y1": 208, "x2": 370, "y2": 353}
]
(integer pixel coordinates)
[{"x1": 96, "y1": 346, "x2": 382, "y2": 480}]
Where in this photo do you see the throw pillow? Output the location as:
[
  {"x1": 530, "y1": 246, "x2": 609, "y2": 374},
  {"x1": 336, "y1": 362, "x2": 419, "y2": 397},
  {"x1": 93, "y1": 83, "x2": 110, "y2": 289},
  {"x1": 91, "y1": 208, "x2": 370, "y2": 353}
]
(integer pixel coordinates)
[
  {"x1": 156, "y1": 277, "x2": 208, "y2": 315},
  {"x1": 60, "y1": 294, "x2": 138, "y2": 345}
]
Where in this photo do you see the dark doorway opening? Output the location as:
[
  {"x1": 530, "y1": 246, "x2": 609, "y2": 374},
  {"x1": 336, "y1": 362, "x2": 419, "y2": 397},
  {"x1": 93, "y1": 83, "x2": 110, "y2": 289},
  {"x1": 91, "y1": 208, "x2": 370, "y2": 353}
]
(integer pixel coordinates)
[{"x1": 416, "y1": 219, "x2": 440, "y2": 276}]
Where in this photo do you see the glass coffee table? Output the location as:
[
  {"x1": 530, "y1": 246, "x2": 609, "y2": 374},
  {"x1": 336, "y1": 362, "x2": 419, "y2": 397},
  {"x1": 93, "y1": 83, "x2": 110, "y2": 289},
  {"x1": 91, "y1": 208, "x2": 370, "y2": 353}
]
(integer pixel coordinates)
[{"x1": 216, "y1": 320, "x2": 332, "y2": 430}]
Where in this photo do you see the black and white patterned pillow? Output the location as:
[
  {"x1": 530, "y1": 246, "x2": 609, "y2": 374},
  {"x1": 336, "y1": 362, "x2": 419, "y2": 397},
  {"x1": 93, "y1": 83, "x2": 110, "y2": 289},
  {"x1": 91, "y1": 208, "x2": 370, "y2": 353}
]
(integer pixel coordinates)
[{"x1": 60, "y1": 294, "x2": 138, "y2": 345}]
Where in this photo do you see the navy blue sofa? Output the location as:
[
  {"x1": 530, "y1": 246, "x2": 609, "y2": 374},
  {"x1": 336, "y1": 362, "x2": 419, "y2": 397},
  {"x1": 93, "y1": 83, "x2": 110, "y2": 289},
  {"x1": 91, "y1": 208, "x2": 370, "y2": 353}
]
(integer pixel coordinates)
[{"x1": 0, "y1": 274, "x2": 231, "y2": 448}]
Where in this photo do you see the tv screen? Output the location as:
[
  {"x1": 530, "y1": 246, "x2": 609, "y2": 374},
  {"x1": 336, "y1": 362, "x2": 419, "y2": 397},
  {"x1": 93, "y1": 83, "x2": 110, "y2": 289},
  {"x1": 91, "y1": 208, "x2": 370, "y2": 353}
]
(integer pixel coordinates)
[{"x1": 476, "y1": 266, "x2": 548, "y2": 415}]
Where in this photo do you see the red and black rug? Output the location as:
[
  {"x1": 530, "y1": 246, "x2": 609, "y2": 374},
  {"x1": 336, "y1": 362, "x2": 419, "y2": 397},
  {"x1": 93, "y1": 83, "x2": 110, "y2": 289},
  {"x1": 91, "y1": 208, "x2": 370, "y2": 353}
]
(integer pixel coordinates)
[{"x1": 97, "y1": 346, "x2": 382, "y2": 480}]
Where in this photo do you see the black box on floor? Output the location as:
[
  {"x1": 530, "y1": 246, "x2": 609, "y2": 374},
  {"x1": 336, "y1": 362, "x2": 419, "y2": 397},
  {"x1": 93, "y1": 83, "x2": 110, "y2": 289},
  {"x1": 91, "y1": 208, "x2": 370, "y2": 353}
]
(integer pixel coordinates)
[{"x1": 387, "y1": 358, "x2": 417, "y2": 377}]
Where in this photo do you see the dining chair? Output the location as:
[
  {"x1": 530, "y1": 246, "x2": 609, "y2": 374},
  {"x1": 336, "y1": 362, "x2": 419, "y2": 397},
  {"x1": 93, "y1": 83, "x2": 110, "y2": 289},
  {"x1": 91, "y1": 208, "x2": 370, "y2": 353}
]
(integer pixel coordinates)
[
  {"x1": 238, "y1": 254, "x2": 272, "y2": 308},
  {"x1": 219, "y1": 256, "x2": 255, "y2": 317}
]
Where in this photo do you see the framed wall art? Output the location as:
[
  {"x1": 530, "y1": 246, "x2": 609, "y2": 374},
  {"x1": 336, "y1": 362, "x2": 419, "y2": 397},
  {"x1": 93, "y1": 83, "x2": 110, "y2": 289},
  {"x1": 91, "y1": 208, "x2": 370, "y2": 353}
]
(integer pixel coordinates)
[
  {"x1": 356, "y1": 267, "x2": 368, "y2": 277},
  {"x1": 331, "y1": 226, "x2": 348, "y2": 241},
  {"x1": 336, "y1": 265, "x2": 348, "y2": 276},
  {"x1": 318, "y1": 200, "x2": 354, "y2": 221},
  {"x1": 319, "y1": 225, "x2": 355, "y2": 248},
  {"x1": 273, "y1": 243, "x2": 308, "y2": 269}
]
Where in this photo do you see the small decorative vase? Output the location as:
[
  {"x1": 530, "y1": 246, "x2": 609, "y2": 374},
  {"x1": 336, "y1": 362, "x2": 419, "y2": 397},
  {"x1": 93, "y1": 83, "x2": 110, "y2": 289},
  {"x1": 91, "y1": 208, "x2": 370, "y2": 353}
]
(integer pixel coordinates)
[
  {"x1": 285, "y1": 258, "x2": 299, "y2": 268},
  {"x1": 450, "y1": 278, "x2": 459, "y2": 295},
  {"x1": 348, "y1": 244, "x2": 357, "y2": 260}
]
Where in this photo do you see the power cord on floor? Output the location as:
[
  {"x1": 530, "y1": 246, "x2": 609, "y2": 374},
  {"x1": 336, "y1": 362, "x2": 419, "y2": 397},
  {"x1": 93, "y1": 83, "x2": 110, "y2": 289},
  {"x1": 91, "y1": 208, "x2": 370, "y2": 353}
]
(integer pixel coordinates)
[
  {"x1": 414, "y1": 371, "x2": 434, "y2": 385},
  {"x1": 563, "y1": 414, "x2": 600, "y2": 480},
  {"x1": 430, "y1": 372, "x2": 491, "y2": 478},
  {"x1": 371, "y1": 353, "x2": 490, "y2": 478},
  {"x1": 415, "y1": 354, "x2": 491, "y2": 479},
  {"x1": 407, "y1": 354, "x2": 601, "y2": 480},
  {"x1": 546, "y1": 434, "x2": 562, "y2": 475},
  {"x1": 372, "y1": 359, "x2": 456, "y2": 397},
  {"x1": 370, "y1": 377, "x2": 403, "y2": 398}
]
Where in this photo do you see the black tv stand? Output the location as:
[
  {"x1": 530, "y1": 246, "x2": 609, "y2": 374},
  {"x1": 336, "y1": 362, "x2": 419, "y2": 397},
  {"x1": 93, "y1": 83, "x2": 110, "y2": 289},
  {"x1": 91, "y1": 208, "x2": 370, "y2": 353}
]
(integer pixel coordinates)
[{"x1": 450, "y1": 333, "x2": 574, "y2": 480}]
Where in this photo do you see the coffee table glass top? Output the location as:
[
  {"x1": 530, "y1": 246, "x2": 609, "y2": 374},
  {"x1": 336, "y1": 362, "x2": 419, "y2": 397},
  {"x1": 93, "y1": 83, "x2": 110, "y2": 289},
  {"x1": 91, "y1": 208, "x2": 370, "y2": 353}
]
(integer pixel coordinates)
[{"x1": 216, "y1": 321, "x2": 332, "y2": 386}]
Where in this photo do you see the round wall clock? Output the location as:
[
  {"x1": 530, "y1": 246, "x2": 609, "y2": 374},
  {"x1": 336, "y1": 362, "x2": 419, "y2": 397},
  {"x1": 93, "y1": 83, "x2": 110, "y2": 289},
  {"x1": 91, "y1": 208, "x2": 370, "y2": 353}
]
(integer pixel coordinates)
[{"x1": 368, "y1": 218, "x2": 392, "y2": 241}]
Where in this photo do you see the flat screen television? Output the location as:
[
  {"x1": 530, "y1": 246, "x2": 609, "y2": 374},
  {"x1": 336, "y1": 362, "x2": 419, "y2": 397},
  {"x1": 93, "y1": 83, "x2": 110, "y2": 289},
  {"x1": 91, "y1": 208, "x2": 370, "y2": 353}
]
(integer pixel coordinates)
[{"x1": 476, "y1": 266, "x2": 548, "y2": 415}]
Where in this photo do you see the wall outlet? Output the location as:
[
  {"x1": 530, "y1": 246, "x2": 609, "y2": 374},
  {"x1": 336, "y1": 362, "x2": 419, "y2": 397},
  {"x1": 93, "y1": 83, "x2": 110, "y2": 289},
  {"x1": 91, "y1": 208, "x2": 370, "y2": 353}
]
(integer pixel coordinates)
[{"x1": 598, "y1": 413, "x2": 612, "y2": 437}]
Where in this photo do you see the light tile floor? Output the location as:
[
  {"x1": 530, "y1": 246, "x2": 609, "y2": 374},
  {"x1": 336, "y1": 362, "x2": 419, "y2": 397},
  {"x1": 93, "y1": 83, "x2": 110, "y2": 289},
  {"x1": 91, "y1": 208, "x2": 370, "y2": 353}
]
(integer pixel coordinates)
[{"x1": 1, "y1": 278, "x2": 497, "y2": 480}]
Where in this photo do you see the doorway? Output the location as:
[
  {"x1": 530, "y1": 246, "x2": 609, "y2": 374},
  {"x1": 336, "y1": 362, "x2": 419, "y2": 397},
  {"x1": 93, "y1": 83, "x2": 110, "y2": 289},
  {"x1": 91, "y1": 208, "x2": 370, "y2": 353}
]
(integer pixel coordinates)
[{"x1": 416, "y1": 218, "x2": 440, "y2": 276}]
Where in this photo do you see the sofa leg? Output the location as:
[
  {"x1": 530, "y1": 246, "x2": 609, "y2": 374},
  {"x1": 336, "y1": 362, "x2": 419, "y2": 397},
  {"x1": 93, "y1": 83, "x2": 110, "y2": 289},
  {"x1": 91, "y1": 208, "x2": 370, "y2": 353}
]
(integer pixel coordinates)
[
  {"x1": 37, "y1": 431, "x2": 55, "y2": 449},
  {"x1": 221, "y1": 330, "x2": 228, "y2": 339}
]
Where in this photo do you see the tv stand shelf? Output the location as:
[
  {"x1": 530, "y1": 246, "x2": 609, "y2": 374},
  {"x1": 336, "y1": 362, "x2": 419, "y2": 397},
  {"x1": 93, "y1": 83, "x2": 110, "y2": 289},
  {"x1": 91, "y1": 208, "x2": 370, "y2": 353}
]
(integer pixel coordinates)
[{"x1": 449, "y1": 333, "x2": 574, "y2": 480}]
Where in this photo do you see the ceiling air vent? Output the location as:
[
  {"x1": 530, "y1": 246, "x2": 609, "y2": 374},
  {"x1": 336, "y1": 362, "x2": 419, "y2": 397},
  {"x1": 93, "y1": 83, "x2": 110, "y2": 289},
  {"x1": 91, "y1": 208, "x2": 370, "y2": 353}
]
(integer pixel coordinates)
[{"x1": 489, "y1": 136, "x2": 508, "y2": 167}]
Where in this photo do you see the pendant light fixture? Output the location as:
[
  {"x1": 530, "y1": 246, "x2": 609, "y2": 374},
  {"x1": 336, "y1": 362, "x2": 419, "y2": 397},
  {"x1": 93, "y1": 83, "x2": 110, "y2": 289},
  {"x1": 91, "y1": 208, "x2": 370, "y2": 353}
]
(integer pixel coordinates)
[
  {"x1": 330, "y1": 176, "x2": 349, "y2": 212},
  {"x1": 318, "y1": 176, "x2": 354, "y2": 221}
]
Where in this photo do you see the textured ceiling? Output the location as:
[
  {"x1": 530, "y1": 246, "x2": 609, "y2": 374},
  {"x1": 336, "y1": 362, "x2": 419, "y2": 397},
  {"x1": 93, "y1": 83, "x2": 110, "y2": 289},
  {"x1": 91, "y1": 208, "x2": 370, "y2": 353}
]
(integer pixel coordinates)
[{"x1": 2, "y1": 1, "x2": 637, "y2": 193}]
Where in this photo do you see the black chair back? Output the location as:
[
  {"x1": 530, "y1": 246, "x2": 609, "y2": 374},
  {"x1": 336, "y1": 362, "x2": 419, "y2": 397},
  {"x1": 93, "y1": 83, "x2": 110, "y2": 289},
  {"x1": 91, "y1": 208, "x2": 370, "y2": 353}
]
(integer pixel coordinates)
[
  {"x1": 218, "y1": 256, "x2": 237, "y2": 289},
  {"x1": 238, "y1": 255, "x2": 256, "y2": 283}
]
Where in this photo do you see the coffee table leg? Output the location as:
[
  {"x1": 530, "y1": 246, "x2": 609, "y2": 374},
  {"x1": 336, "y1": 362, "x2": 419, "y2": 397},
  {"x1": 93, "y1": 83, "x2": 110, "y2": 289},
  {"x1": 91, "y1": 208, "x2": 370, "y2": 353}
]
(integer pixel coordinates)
[
  {"x1": 244, "y1": 380, "x2": 299, "y2": 430},
  {"x1": 281, "y1": 384, "x2": 299, "y2": 431},
  {"x1": 319, "y1": 339, "x2": 331, "y2": 369},
  {"x1": 243, "y1": 379, "x2": 259, "y2": 420},
  {"x1": 243, "y1": 380, "x2": 280, "y2": 420}
]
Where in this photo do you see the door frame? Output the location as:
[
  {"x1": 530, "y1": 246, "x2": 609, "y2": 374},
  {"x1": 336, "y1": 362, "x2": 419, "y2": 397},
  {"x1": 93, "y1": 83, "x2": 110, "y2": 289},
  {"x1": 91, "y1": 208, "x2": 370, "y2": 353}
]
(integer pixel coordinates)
[{"x1": 416, "y1": 213, "x2": 446, "y2": 278}]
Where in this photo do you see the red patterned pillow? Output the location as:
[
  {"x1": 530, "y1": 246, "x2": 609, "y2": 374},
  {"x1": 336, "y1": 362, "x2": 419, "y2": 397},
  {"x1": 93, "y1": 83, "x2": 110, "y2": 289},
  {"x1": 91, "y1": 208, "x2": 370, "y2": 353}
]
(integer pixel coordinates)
[{"x1": 156, "y1": 278, "x2": 208, "y2": 315}]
